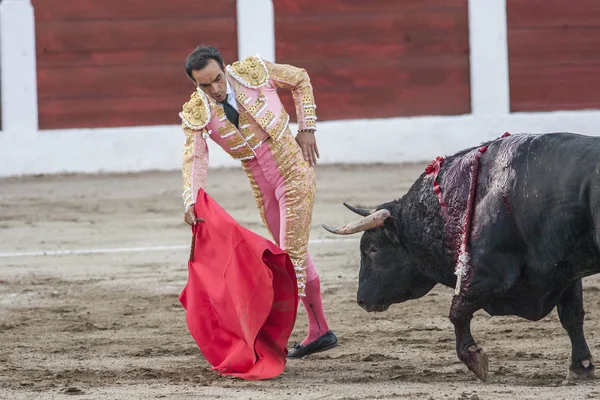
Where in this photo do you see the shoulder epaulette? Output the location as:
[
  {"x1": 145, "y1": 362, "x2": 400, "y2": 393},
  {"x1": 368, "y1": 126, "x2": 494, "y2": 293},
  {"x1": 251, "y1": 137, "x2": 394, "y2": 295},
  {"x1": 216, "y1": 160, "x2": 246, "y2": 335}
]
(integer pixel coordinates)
[
  {"x1": 226, "y1": 55, "x2": 269, "y2": 89},
  {"x1": 179, "y1": 89, "x2": 211, "y2": 130}
]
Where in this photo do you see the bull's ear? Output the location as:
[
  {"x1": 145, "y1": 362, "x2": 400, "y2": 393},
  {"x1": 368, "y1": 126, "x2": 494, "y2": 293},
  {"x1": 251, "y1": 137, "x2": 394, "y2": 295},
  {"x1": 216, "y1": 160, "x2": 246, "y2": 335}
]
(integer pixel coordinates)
[
  {"x1": 381, "y1": 204, "x2": 403, "y2": 245},
  {"x1": 382, "y1": 217, "x2": 401, "y2": 244}
]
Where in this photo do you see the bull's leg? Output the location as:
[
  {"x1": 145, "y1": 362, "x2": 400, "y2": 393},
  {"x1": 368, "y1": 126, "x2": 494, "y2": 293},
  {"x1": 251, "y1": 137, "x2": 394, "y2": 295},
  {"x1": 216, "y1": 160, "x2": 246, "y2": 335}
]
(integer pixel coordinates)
[
  {"x1": 448, "y1": 248, "x2": 521, "y2": 381},
  {"x1": 449, "y1": 295, "x2": 489, "y2": 381},
  {"x1": 448, "y1": 193, "x2": 523, "y2": 381},
  {"x1": 558, "y1": 279, "x2": 595, "y2": 381}
]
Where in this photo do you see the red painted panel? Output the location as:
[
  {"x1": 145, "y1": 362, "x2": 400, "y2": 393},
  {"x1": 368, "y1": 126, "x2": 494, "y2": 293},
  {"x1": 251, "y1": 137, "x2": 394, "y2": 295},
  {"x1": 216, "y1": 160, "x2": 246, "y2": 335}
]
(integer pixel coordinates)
[
  {"x1": 34, "y1": 0, "x2": 237, "y2": 129},
  {"x1": 36, "y1": 19, "x2": 236, "y2": 54},
  {"x1": 275, "y1": 11, "x2": 469, "y2": 62},
  {"x1": 274, "y1": 0, "x2": 466, "y2": 16},
  {"x1": 509, "y1": 63, "x2": 600, "y2": 112},
  {"x1": 277, "y1": 37, "x2": 468, "y2": 65},
  {"x1": 274, "y1": 0, "x2": 470, "y2": 121},
  {"x1": 508, "y1": 28, "x2": 600, "y2": 66},
  {"x1": 277, "y1": 10, "x2": 468, "y2": 35},
  {"x1": 279, "y1": 84, "x2": 470, "y2": 122},
  {"x1": 297, "y1": 58, "x2": 469, "y2": 92},
  {"x1": 37, "y1": 65, "x2": 194, "y2": 99},
  {"x1": 507, "y1": 0, "x2": 600, "y2": 112},
  {"x1": 38, "y1": 49, "x2": 213, "y2": 69},
  {"x1": 507, "y1": 0, "x2": 600, "y2": 28},
  {"x1": 39, "y1": 95, "x2": 187, "y2": 129},
  {"x1": 32, "y1": 0, "x2": 236, "y2": 21}
]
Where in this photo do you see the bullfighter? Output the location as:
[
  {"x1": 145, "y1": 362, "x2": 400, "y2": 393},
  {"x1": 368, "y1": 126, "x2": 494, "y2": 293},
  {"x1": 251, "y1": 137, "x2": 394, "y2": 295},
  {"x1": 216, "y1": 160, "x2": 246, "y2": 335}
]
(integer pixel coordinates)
[{"x1": 179, "y1": 45, "x2": 338, "y2": 358}]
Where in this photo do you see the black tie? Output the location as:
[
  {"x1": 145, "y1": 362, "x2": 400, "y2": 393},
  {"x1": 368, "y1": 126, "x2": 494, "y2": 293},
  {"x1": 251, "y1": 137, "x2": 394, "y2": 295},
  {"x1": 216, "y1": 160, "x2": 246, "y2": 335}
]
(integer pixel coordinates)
[{"x1": 219, "y1": 95, "x2": 239, "y2": 128}]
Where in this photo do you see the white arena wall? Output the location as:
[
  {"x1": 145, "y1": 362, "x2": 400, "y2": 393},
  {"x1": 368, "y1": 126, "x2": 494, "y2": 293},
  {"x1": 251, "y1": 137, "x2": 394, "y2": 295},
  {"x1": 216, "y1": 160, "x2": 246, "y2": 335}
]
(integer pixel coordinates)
[{"x1": 1, "y1": 0, "x2": 600, "y2": 177}]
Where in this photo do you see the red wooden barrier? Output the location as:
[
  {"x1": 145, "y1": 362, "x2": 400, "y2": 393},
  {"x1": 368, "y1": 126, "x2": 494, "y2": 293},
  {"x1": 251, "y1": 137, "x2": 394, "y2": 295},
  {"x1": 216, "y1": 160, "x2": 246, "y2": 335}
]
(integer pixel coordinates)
[
  {"x1": 507, "y1": 0, "x2": 600, "y2": 112},
  {"x1": 274, "y1": 0, "x2": 471, "y2": 122},
  {"x1": 33, "y1": 0, "x2": 238, "y2": 129}
]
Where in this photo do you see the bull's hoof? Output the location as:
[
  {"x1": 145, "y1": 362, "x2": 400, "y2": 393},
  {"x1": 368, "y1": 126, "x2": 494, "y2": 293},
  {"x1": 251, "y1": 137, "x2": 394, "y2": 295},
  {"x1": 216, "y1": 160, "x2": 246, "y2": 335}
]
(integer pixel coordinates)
[
  {"x1": 465, "y1": 345, "x2": 489, "y2": 382},
  {"x1": 565, "y1": 359, "x2": 596, "y2": 382}
]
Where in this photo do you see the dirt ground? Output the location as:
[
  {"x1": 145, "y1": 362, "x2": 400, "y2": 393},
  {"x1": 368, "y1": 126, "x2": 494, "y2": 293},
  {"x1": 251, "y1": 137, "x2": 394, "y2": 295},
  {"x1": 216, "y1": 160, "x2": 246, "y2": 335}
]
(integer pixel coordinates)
[{"x1": 1, "y1": 163, "x2": 600, "y2": 400}]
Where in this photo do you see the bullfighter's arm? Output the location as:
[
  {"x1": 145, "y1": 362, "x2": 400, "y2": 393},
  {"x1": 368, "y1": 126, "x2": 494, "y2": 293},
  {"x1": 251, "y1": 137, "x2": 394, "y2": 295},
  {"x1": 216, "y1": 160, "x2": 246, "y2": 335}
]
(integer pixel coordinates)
[
  {"x1": 181, "y1": 125, "x2": 209, "y2": 209},
  {"x1": 179, "y1": 90, "x2": 212, "y2": 209},
  {"x1": 264, "y1": 60, "x2": 317, "y2": 132}
]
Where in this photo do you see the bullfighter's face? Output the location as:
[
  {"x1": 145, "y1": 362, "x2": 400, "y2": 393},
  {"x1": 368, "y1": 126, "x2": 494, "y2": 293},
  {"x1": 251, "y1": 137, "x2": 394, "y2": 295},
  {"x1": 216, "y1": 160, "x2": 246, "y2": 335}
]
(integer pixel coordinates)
[{"x1": 192, "y1": 59, "x2": 228, "y2": 103}]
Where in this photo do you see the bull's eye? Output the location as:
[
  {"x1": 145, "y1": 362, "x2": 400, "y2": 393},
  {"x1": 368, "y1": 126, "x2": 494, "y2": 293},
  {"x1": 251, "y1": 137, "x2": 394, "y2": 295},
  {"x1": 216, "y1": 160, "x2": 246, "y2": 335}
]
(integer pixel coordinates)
[{"x1": 369, "y1": 245, "x2": 378, "y2": 254}]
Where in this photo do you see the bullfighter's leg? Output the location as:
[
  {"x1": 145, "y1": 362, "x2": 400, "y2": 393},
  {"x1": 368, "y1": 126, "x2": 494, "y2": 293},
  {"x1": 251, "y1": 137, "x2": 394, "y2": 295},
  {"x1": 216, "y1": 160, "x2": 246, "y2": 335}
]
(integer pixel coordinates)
[
  {"x1": 243, "y1": 134, "x2": 336, "y2": 356},
  {"x1": 268, "y1": 134, "x2": 335, "y2": 351},
  {"x1": 558, "y1": 279, "x2": 595, "y2": 381}
]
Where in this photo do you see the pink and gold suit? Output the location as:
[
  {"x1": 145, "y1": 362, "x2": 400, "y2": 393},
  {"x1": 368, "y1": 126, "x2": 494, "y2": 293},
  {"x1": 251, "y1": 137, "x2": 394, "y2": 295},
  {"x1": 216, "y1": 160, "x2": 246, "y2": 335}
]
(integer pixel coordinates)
[{"x1": 179, "y1": 55, "x2": 319, "y2": 296}]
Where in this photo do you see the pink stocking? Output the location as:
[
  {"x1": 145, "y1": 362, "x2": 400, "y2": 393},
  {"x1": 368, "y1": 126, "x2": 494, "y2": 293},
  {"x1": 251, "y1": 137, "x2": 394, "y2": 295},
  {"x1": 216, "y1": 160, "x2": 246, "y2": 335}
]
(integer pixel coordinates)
[{"x1": 300, "y1": 276, "x2": 330, "y2": 346}]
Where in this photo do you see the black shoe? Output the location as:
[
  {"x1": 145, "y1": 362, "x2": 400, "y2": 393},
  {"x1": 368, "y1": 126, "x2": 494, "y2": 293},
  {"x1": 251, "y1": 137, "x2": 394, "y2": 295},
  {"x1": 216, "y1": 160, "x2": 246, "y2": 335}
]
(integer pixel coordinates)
[{"x1": 287, "y1": 330, "x2": 338, "y2": 358}]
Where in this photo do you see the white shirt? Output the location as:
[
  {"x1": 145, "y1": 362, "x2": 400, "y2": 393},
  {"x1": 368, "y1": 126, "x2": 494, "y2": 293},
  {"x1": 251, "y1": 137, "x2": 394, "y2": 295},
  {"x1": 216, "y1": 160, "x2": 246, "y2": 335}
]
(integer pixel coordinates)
[{"x1": 225, "y1": 78, "x2": 239, "y2": 112}]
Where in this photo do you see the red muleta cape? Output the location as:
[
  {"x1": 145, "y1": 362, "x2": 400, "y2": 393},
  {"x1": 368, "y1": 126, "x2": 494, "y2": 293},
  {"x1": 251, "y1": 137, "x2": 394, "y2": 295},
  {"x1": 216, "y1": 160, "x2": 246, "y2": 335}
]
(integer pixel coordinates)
[{"x1": 179, "y1": 189, "x2": 299, "y2": 380}]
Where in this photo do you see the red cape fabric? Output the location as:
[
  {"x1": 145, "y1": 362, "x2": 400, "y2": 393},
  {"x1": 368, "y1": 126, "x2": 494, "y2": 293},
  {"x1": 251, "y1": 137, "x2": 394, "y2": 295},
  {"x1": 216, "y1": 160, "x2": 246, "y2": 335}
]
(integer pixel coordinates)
[{"x1": 179, "y1": 189, "x2": 298, "y2": 380}]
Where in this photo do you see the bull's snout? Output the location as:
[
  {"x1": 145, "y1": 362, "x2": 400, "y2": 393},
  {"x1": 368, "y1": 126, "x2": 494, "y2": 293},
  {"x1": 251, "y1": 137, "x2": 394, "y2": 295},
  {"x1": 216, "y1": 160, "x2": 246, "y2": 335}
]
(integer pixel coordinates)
[{"x1": 357, "y1": 296, "x2": 390, "y2": 312}]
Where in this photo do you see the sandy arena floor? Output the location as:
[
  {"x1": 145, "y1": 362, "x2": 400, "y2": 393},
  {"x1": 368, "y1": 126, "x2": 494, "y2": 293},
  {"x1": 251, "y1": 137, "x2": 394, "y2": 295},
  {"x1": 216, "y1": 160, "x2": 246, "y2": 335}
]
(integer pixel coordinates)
[{"x1": 1, "y1": 163, "x2": 600, "y2": 399}]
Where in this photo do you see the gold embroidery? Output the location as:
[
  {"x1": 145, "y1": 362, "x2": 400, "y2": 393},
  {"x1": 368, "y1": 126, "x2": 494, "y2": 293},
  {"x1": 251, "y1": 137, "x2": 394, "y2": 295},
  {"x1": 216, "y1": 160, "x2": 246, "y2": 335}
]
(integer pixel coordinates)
[
  {"x1": 303, "y1": 107, "x2": 316, "y2": 118},
  {"x1": 268, "y1": 110, "x2": 290, "y2": 140},
  {"x1": 181, "y1": 125, "x2": 209, "y2": 209},
  {"x1": 182, "y1": 126, "x2": 194, "y2": 207},
  {"x1": 259, "y1": 111, "x2": 276, "y2": 129},
  {"x1": 236, "y1": 92, "x2": 250, "y2": 106},
  {"x1": 238, "y1": 110, "x2": 264, "y2": 149},
  {"x1": 217, "y1": 124, "x2": 237, "y2": 138},
  {"x1": 301, "y1": 91, "x2": 315, "y2": 104},
  {"x1": 246, "y1": 97, "x2": 267, "y2": 117},
  {"x1": 297, "y1": 87, "x2": 317, "y2": 130},
  {"x1": 246, "y1": 134, "x2": 262, "y2": 150},
  {"x1": 215, "y1": 106, "x2": 227, "y2": 122},
  {"x1": 238, "y1": 112, "x2": 252, "y2": 129},
  {"x1": 179, "y1": 90, "x2": 211, "y2": 130},
  {"x1": 227, "y1": 55, "x2": 269, "y2": 89},
  {"x1": 232, "y1": 147, "x2": 255, "y2": 161},
  {"x1": 226, "y1": 135, "x2": 246, "y2": 149},
  {"x1": 258, "y1": 88, "x2": 266, "y2": 100}
]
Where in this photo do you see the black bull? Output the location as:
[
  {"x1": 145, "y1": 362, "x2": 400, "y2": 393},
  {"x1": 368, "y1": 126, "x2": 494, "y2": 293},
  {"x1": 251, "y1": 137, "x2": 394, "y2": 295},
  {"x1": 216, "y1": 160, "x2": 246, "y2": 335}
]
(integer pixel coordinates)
[{"x1": 322, "y1": 132, "x2": 600, "y2": 382}]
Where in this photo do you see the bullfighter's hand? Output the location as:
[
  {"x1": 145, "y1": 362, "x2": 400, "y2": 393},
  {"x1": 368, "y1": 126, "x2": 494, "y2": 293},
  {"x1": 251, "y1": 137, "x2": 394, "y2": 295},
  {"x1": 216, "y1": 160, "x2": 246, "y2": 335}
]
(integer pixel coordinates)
[
  {"x1": 184, "y1": 205, "x2": 205, "y2": 226},
  {"x1": 296, "y1": 130, "x2": 320, "y2": 167},
  {"x1": 184, "y1": 205, "x2": 197, "y2": 226}
]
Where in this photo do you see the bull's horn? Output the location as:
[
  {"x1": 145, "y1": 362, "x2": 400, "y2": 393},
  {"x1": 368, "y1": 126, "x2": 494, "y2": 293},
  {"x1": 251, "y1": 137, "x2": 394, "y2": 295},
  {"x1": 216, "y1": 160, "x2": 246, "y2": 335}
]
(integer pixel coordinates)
[
  {"x1": 321, "y1": 209, "x2": 391, "y2": 235},
  {"x1": 343, "y1": 202, "x2": 374, "y2": 217}
]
